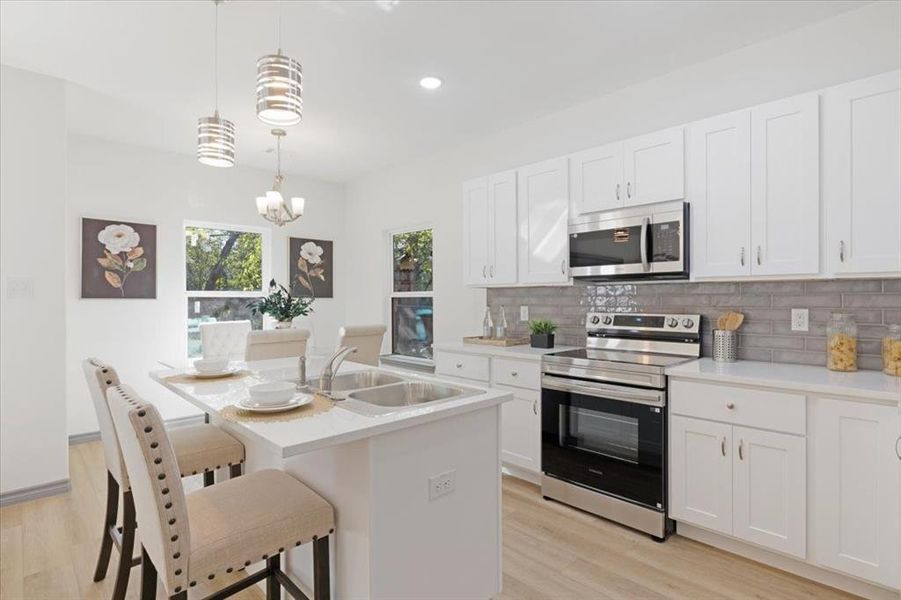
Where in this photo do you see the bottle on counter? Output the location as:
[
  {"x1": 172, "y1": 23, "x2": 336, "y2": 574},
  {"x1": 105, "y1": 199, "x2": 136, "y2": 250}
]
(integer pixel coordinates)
[
  {"x1": 882, "y1": 324, "x2": 901, "y2": 376},
  {"x1": 827, "y1": 312, "x2": 858, "y2": 372},
  {"x1": 482, "y1": 307, "x2": 494, "y2": 339},
  {"x1": 495, "y1": 306, "x2": 508, "y2": 340}
]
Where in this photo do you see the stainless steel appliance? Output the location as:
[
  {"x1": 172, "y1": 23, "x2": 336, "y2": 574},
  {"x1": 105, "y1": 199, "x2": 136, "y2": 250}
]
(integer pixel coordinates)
[
  {"x1": 540, "y1": 311, "x2": 700, "y2": 540},
  {"x1": 569, "y1": 200, "x2": 689, "y2": 281}
]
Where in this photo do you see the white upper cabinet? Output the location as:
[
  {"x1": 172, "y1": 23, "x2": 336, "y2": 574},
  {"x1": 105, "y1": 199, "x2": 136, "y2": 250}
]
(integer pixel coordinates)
[
  {"x1": 750, "y1": 93, "x2": 820, "y2": 276},
  {"x1": 813, "y1": 398, "x2": 900, "y2": 589},
  {"x1": 823, "y1": 70, "x2": 901, "y2": 275},
  {"x1": 623, "y1": 126, "x2": 685, "y2": 206},
  {"x1": 517, "y1": 157, "x2": 570, "y2": 284},
  {"x1": 487, "y1": 170, "x2": 518, "y2": 284},
  {"x1": 570, "y1": 142, "x2": 623, "y2": 217},
  {"x1": 462, "y1": 177, "x2": 490, "y2": 285},
  {"x1": 689, "y1": 110, "x2": 752, "y2": 277}
]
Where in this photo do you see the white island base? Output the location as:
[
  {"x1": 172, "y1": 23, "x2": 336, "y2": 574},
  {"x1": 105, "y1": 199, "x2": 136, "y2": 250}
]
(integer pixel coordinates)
[{"x1": 242, "y1": 405, "x2": 502, "y2": 600}]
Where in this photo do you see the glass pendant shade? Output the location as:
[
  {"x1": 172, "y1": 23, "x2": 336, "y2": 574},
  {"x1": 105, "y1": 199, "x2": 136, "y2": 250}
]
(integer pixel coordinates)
[
  {"x1": 291, "y1": 197, "x2": 305, "y2": 216},
  {"x1": 197, "y1": 113, "x2": 236, "y2": 167},
  {"x1": 256, "y1": 52, "x2": 303, "y2": 126}
]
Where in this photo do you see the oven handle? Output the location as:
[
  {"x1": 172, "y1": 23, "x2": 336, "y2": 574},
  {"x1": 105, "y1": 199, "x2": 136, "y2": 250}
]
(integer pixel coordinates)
[
  {"x1": 542, "y1": 375, "x2": 665, "y2": 407},
  {"x1": 640, "y1": 217, "x2": 650, "y2": 272}
]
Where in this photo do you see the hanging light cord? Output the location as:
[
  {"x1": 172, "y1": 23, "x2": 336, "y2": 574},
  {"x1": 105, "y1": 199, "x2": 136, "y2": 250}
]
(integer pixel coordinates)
[{"x1": 214, "y1": 0, "x2": 219, "y2": 113}]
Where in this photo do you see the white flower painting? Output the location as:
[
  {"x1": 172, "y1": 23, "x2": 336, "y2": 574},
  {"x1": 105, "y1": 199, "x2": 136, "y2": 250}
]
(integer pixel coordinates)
[
  {"x1": 289, "y1": 237, "x2": 333, "y2": 299},
  {"x1": 82, "y1": 218, "x2": 156, "y2": 298}
]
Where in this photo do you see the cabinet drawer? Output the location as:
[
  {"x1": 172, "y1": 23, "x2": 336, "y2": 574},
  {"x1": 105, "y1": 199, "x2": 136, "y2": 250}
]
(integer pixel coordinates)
[
  {"x1": 492, "y1": 358, "x2": 540, "y2": 390},
  {"x1": 670, "y1": 379, "x2": 805, "y2": 435},
  {"x1": 435, "y1": 351, "x2": 490, "y2": 383}
]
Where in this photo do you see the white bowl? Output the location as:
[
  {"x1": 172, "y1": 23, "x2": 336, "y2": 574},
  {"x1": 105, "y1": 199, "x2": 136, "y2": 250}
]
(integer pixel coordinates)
[
  {"x1": 194, "y1": 358, "x2": 230, "y2": 374},
  {"x1": 249, "y1": 382, "x2": 295, "y2": 406}
]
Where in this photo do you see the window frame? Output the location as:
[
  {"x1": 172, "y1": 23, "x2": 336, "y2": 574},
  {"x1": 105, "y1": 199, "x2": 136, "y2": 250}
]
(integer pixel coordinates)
[
  {"x1": 183, "y1": 220, "x2": 272, "y2": 299},
  {"x1": 386, "y1": 224, "x2": 435, "y2": 362}
]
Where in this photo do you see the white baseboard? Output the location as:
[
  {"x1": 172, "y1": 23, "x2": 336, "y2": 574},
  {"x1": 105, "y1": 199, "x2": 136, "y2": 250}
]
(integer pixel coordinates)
[
  {"x1": 69, "y1": 413, "x2": 206, "y2": 445},
  {"x1": 677, "y1": 523, "x2": 898, "y2": 600},
  {"x1": 501, "y1": 463, "x2": 541, "y2": 485},
  {"x1": 0, "y1": 478, "x2": 71, "y2": 507}
]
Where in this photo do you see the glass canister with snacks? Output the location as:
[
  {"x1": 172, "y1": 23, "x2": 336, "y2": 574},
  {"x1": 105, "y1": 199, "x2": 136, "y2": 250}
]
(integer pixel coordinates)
[
  {"x1": 827, "y1": 312, "x2": 858, "y2": 372},
  {"x1": 882, "y1": 324, "x2": 901, "y2": 376}
]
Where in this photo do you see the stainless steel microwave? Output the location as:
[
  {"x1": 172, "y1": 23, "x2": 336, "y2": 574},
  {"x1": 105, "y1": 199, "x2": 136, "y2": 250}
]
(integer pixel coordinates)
[{"x1": 568, "y1": 200, "x2": 689, "y2": 281}]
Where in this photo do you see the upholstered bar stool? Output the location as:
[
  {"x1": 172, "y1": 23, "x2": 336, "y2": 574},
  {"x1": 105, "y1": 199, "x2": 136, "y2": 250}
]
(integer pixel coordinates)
[
  {"x1": 245, "y1": 328, "x2": 311, "y2": 361},
  {"x1": 337, "y1": 324, "x2": 387, "y2": 366},
  {"x1": 106, "y1": 384, "x2": 334, "y2": 600},
  {"x1": 200, "y1": 320, "x2": 251, "y2": 360},
  {"x1": 83, "y1": 359, "x2": 246, "y2": 600}
]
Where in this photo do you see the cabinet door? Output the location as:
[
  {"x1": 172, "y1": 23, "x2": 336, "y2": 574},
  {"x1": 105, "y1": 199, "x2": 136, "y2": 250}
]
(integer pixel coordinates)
[
  {"x1": 823, "y1": 70, "x2": 901, "y2": 275},
  {"x1": 487, "y1": 170, "x2": 518, "y2": 284},
  {"x1": 669, "y1": 415, "x2": 733, "y2": 535},
  {"x1": 750, "y1": 94, "x2": 819, "y2": 275},
  {"x1": 732, "y1": 426, "x2": 806, "y2": 558},
  {"x1": 622, "y1": 126, "x2": 685, "y2": 206},
  {"x1": 500, "y1": 387, "x2": 540, "y2": 473},
  {"x1": 689, "y1": 110, "x2": 752, "y2": 277},
  {"x1": 517, "y1": 157, "x2": 570, "y2": 284},
  {"x1": 813, "y1": 398, "x2": 900, "y2": 588},
  {"x1": 462, "y1": 178, "x2": 490, "y2": 285},
  {"x1": 570, "y1": 143, "x2": 623, "y2": 216}
]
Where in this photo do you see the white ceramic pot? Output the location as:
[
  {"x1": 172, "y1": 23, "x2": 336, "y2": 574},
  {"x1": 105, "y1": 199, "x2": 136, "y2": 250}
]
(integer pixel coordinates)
[{"x1": 275, "y1": 320, "x2": 293, "y2": 329}]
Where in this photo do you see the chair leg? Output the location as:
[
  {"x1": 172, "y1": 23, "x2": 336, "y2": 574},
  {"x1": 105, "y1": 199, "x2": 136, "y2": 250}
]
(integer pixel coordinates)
[
  {"x1": 140, "y1": 547, "x2": 158, "y2": 600},
  {"x1": 203, "y1": 470, "x2": 215, "y2": 487},
  {"x1": 93, "y1": 470, "x2": 119, "y2": 582},
  {"x1": 313, "y1": 536, "x2": 330, "y2": 600},
  {"x1": 229, "y1": 463, "x2": 242, "y2": 478},
  {"x1": 169, "y1": 592, "x2": 187, "y2": 600},
  {"x1": 266, "y1": 555, "x2": 281, "y2": 600},
  {"x1": 112, "y1": 491, "x2": 137, "y2": 600}
]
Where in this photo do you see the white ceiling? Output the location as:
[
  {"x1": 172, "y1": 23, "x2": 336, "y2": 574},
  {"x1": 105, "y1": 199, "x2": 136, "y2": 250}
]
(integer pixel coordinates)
[{"x1": 0, "y1": 0, "x2": 864, "y2": 183}]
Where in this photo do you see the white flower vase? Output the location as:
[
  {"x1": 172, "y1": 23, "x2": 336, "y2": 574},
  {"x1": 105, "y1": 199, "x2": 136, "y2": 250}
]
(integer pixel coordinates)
[{"x1": 275, "y1": 320, "x2": 294, "y2": 329}]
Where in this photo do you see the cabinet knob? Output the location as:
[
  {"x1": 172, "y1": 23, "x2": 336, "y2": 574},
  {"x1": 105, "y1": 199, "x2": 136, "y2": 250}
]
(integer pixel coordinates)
[
  {"x1": 726, "y1": 402, "x2": 735, "y2": 410},
  {"x1": 455, "y1": 363, "x2": 463, "y2": 369},
  {"x1": 511, "y1": 371, "x2": 518, "y2": 377}
]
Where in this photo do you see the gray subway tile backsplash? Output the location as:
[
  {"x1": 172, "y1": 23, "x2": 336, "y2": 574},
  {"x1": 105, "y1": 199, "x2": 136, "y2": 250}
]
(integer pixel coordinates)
[{"x1": 486, "y1": 277, "x2": 901, "y2": 371}]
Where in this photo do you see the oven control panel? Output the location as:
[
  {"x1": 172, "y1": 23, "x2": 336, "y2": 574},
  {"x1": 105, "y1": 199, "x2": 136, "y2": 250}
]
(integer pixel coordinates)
[{"x1": 587, "y1": 312, "x2": 700, "y2": 334}]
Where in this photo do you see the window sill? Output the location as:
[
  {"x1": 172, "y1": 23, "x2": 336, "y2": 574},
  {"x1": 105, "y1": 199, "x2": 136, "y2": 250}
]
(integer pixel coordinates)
[{"x1": 379, "y1": 354, "x2": 436, "y2": 374}]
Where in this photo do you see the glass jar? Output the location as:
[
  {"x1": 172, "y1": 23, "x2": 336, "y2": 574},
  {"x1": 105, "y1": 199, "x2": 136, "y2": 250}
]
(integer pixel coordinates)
[
  {"x1": 827, "y1": 313, "x2": 858, "y2": 372},
  {"x1": 882, "y1": 324, "x2": 901, "y2": 377}
]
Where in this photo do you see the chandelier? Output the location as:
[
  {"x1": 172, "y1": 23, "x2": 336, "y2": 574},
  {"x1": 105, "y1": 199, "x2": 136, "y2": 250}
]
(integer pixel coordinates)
[
  {"x1": 256, "y1": 129, "x2": 305, "y2": 226},
  {"x1": 256, "y1": 15, "x2": 303, "y2": 126},
  {"x1": 197, "y1": 0, "x2": 235, "y2": 167}
]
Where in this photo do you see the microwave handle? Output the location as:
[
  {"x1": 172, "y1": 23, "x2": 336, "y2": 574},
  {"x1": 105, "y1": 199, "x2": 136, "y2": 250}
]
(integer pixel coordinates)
[{"x1": 640, "y1": 217, "x2": 650, "y2": 272}]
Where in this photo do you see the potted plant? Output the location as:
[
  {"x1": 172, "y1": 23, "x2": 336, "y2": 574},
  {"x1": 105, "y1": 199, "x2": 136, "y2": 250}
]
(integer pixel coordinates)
[
  {"x1": 529, "y1": 319, "x2": 557, "y2": 349},
  {"x1": 247, "y1": 279, "x2": 313, "y2": 329}
]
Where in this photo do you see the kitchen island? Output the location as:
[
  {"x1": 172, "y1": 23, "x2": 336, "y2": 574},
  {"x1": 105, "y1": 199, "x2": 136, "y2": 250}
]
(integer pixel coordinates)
[{"x1": 151, "y1": 356, "x2": 512, "y2": 600}]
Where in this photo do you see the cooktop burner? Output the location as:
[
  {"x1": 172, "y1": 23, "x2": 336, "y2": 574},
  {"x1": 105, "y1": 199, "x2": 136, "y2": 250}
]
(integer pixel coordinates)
[{"x1": 545, "y1": 347, "x2": 696, "y2": 368}]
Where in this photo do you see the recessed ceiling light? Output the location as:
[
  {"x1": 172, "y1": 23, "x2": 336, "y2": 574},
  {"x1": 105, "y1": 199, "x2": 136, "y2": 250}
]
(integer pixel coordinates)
[{"x1": 419, "y1": 76, "x2": 443, "y2": 90}]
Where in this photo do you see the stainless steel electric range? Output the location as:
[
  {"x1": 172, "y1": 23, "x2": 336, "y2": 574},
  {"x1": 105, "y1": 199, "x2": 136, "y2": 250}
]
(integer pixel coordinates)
[{"x1": 540, "y1": 312, "x2": 701, "y2": 541}]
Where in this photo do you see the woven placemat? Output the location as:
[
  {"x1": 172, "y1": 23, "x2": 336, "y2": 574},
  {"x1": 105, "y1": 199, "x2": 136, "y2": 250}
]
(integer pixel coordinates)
[
  {"x1": 163, "y1": 370, "x2": 253, "y2": 385},
  {"x1": 219, "y1": 393, "x2": 335, "y2": 423}
]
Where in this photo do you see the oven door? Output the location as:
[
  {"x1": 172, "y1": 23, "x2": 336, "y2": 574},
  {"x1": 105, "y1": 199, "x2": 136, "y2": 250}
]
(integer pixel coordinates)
[{"x1": 541, "y1": 375, "x2": 666, "y2": 510}]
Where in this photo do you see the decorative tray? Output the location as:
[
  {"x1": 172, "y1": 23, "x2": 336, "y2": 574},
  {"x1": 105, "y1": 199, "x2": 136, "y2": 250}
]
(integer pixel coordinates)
[{"x1": 463, "y1": 336, "x2": 529, "y2": 347}]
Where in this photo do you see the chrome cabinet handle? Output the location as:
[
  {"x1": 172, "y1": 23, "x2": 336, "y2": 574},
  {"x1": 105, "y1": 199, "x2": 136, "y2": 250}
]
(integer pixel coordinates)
[
  {"x1": 482, "y1": 265, "x2": 487, "y2": 278},
  {"x1": 740, "y1": 247, "x2": 745, "y2": 267},
  {"x1": 561, "y1": 259, "x2": 566, "y2": 274},
  {"x1": 532, "y1": 400, "x2": 538, "y2": 415},
  {"x1": 639, "y1": 217, "x2": 650, "y2": 272},
  {"x1": 756, "y1": 246, "x2": 762, "y2": 266},
  {"x1": 626, "y1": 181, "x2": 632, "y2": 199},
  {"x1": 738, "y1": 440, "x2": 744, "y2": 461},
  {"x1": 489, "y1": 265, "x2": 494, "y2": 278},
  {"x1": 895, "y1": 435, "x2": 900, "y2": 460},
  {"x1": 839, "y1": 240, "x2": 845, "y2": 263},
  {"x1": 615, "y1": 183, "x2": 621, "y2": 201},
  {"x1": 726, "y1": 402, "x2": 735, "y2": 410},
  {"x1": 721, "y1": 437, "x2": 726, "y2": 457}
]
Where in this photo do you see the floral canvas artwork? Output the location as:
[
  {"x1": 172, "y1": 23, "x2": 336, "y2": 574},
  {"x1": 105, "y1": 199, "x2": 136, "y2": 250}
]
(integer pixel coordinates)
[
  {"x1": 289, "y1": 237, "x2": 333, "y2": 299},
  {"x1": 81, "y1": 218, "x2": 157, "y2": 298}
]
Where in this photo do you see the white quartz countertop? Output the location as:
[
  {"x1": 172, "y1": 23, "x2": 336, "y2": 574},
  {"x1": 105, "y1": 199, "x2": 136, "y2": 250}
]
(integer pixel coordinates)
[
  {"x1": 434, "y1": 341, "x2": 581, "y2": 361},
  {"x1": 151, "y1": 357, "x2": 512, "y2": 458},
  {"x1": 666, "y1": 358, "x2": 901, "y2": 405}
]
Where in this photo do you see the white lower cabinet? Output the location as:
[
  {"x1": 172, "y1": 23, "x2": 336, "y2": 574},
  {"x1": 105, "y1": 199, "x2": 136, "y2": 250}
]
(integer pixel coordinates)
[
  {"x1": 499, "y1": 386, "x2": 540, "y2": 473},
  {"x1": 812, "y1": 397, "x2": 900, "y2": 589}
]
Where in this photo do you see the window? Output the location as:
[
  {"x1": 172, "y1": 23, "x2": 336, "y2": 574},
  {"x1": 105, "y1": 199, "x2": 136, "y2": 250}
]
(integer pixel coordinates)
[
  {"x1": 185, "y1": 222, "x2": 269, "y2": 357},
  {"x1": 389, "y1": 228, "x2": 433, "y2": 360}
]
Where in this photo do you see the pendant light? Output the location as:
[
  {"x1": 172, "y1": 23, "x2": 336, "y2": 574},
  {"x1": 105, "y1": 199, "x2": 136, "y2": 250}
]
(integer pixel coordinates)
[
  {"x1": 256, "y1": 129, "x2": 305, "y2": 226},
  {"x1": 197, "y1": 0, "x2": 235, "y2": 167},
  {"x1": 256, "y1": 11, "x2": 303, "y2": 126}
]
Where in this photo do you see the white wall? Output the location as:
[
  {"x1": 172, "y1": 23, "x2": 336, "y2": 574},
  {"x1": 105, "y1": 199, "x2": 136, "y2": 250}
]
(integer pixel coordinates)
[
  {"x1": 65, "y1": 134, "x2": 347, "y2": 436},
  {"x1": 343, "y1": 2, "x2": 901, "y2": 348},
  {"x1": 0, "y1": 66, "x2": 69, "y2": 494}
]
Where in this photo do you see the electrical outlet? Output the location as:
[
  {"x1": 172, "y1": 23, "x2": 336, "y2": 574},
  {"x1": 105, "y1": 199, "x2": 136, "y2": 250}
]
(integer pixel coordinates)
[
  {"x1": 428, "y1": 469, "x2": 456, "y2": 501},
  {"x1": 520, "y1": 306, "x2": 529, "y2": 322},
  {"x1": 791, "y1": 308, "x2": 809, "y2": 332}
]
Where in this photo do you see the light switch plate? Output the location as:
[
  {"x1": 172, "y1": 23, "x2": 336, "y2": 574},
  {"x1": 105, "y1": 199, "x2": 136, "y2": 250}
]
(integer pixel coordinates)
[
  {"x1": 520, "y1": 306, "x2": 529, "y2": 322},
  {"x1": 791, "y1": 308, "x2": 809, "y2": 332},
  {"x1": 6, "y1": 277, "x2": 34, "y2": 300}
]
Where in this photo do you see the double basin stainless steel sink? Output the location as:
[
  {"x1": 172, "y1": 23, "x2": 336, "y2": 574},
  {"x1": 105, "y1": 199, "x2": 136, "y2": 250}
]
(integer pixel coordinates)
[{"x1": 305, "y1": 370, "x2": 485, "y2": 416}]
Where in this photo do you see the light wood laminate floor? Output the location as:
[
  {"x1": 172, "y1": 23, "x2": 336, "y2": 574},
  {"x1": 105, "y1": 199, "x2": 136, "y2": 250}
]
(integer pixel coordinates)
[{"x1": 1, "y1": 441, "x2": 856, "y2": 599}]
